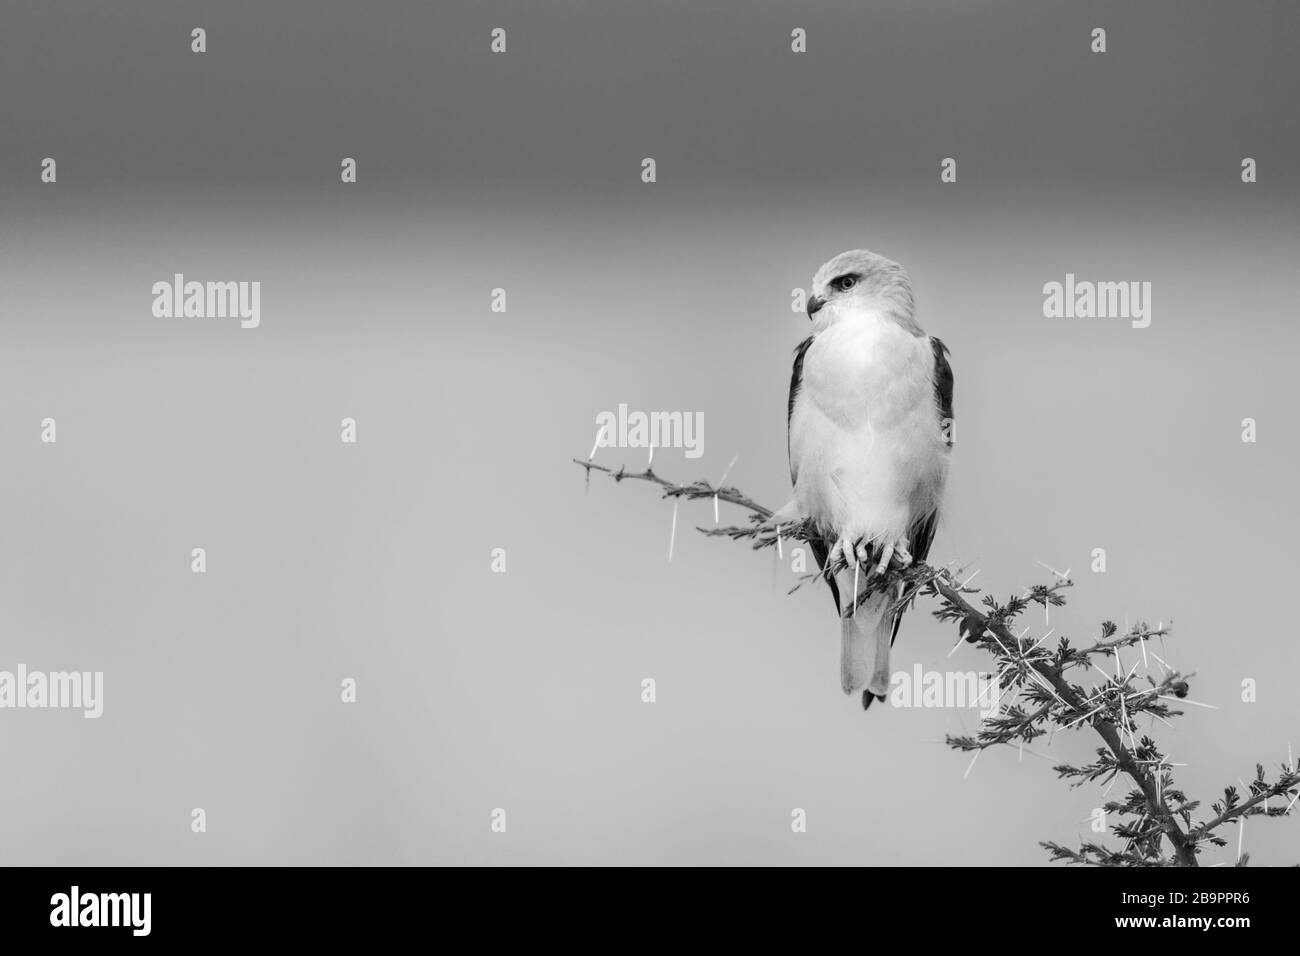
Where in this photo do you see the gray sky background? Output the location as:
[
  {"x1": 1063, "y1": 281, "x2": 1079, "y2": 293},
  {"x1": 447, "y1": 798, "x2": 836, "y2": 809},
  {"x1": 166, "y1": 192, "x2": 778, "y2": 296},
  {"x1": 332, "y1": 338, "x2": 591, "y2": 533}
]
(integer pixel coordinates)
[{"x1": 1, "y1": 1, "x2": 1297, "y2": 865}]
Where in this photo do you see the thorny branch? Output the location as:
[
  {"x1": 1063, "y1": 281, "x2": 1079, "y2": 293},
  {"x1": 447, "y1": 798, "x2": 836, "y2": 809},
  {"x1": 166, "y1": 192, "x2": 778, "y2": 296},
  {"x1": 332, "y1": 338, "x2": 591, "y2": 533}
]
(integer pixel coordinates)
[{"x1": 574, "y1": 458, "x2": 1300, "y2": 867}]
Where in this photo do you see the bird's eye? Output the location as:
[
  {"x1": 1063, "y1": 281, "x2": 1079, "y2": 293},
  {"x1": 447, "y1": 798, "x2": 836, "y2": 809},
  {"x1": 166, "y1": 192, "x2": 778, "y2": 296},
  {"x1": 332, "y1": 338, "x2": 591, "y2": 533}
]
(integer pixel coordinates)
[{"x1": 833, "y1": 275, "x2": 858, "y2": 292}]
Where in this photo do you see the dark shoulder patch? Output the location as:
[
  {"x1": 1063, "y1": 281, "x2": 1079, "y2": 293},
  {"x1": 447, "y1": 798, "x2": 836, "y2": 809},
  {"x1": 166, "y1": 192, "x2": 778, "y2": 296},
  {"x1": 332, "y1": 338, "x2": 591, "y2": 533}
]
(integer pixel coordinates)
[
  {"x1": 788, "y1": 336, "x2": 814, "y2": 484},
  {"x1": 931, "y1": 336, "x2": 954, "y2": 447},
  {"x1": 788, "y1": 336, "x2": 814, "y2": 428}
]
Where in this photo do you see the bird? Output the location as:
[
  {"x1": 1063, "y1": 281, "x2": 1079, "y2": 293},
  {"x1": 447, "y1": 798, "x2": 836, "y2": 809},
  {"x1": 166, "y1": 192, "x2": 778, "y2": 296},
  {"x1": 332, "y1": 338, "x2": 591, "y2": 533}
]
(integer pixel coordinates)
[{"x1": 781, "y1": 250, "x2": 954, "y2": 710}]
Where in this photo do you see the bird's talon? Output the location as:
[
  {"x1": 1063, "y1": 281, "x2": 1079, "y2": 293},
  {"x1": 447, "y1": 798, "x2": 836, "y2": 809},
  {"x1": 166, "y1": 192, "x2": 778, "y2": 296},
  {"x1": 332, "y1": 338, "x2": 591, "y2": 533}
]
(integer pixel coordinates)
[
  {"x1": 871, "y1": 541, "x2": 894, "y2": 578},
  {"x1": 832, "y1": 535, "x2": 861, "y2": 572},
  {"x1": 891, "y1": 540, "x2": 913, "y2": 570}
]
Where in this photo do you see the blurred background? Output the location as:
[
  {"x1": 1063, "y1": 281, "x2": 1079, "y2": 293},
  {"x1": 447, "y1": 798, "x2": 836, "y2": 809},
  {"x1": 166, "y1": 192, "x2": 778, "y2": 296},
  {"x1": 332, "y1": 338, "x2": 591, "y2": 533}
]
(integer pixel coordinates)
[{"x1": 1, "y1": 0, "x2": 1297, "y2": 865}]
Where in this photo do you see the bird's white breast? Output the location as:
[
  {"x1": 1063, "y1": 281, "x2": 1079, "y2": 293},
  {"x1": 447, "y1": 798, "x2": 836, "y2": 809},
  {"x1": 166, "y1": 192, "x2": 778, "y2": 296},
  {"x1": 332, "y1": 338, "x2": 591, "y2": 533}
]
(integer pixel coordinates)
[{"x1": 789, "y1": 310, "x2": 947, "y2": 543}]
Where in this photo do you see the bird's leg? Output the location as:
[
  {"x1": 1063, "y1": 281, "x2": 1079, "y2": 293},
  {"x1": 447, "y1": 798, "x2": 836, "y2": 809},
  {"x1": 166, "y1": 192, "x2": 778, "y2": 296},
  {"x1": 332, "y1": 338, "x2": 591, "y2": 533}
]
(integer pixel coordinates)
[{"x1": 827, "y1": 535, "x2": 846, "y2": 571}]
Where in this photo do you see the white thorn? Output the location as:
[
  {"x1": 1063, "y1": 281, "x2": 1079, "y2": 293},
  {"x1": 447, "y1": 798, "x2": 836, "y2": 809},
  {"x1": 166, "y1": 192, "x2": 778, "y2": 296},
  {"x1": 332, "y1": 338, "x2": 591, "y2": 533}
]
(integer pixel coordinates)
[
  {"x1": 972, "y1": 666, "x2": 1009, "y2": 707},
  {"x1": 588, "y1": 423, "x2": 608, "y2": 461},
  {"x1": 1157, "y1": 695, "x2": 1218, "y2": 710},
  {"x1": 713, "y1": 455, "x2": 738, "y2": 525},
  {"x1": 667, "y1": 499, "x2": 679, "y2": 563},
  {"x1": 718, "y1": 454, "x2": 738, "y2": 486},
  {"x1": 1026, "y1": 628, "x2": 1055, "y2": 654},
  {"x1": 1065, "y1": 703, "x2": 1106, "y2": 729}
]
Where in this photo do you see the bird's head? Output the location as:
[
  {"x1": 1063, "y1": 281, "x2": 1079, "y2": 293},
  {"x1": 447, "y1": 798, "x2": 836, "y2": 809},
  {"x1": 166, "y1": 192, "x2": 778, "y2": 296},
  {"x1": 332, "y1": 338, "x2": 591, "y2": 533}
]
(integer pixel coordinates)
[{"x1": 805, "y1": 249, "x2": 917, "y2": 333}]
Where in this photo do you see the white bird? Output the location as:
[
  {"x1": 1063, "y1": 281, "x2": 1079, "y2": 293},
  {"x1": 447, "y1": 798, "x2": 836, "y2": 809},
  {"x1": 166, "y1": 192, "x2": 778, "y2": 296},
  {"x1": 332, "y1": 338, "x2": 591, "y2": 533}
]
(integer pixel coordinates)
[{"x1": 782, "y1": 250, "x2": 954, "y2": 710}]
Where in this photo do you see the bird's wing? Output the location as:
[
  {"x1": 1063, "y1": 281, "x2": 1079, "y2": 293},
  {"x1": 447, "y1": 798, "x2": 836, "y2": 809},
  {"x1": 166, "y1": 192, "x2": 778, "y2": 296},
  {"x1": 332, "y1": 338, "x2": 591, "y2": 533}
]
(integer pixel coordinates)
[
  {"x1": 787, "y1": 335, "x2": 814, "y2": 485},
  {"x1": 907, "y1": 336, "x2": 954, "y2": 567},
  {"x1": 931, "y1": 335, "x2": 955, "y2": 441},
  {"x1": 787, "y1": 335, "x2": 841, "y2": 615}
]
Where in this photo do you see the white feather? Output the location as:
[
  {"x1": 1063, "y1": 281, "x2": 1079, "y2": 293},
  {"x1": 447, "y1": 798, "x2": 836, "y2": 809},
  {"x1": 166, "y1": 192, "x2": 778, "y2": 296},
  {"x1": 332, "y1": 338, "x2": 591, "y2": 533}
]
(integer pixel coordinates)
[
  {"x1": 789, "y1": 293, "x2": 949, "y2": 698},
  {"x1": 790, "y1": 308, "x2": 947, "y2": 548}
]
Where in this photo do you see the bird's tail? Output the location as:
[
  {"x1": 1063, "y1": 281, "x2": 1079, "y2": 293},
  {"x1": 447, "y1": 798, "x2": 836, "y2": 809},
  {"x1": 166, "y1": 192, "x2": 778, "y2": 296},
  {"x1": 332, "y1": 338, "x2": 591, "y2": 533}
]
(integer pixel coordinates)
[{"x1": 838, "y1": 570, "x2": 899, "y2": 706}]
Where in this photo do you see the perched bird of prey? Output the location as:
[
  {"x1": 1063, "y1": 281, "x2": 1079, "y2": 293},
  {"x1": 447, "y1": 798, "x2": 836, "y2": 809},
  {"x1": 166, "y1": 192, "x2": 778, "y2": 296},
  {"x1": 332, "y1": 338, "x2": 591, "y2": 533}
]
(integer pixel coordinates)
[{"x1": 782, "y1": 250, "x2": 954, "y2": 709}]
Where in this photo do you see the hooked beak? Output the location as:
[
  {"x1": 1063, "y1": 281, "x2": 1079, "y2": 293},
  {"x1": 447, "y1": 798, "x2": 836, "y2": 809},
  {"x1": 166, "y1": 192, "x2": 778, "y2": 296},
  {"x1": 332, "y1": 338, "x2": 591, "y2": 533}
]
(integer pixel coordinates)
[{"x1": 806, "y1": 294, "x2": 825, "y2": 318}]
